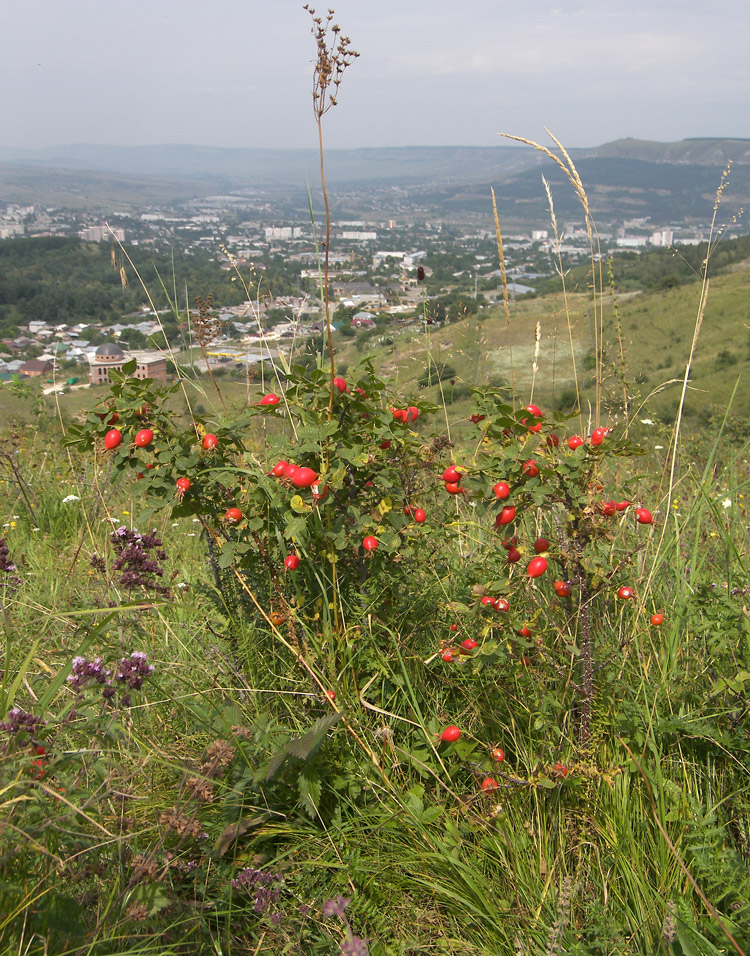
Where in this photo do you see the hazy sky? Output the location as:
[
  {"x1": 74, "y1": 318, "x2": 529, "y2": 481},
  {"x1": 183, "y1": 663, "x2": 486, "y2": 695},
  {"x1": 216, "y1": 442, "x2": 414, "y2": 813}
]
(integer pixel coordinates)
[{"x1": 3, "y1": 0, "x2": 749, "y2": 151}]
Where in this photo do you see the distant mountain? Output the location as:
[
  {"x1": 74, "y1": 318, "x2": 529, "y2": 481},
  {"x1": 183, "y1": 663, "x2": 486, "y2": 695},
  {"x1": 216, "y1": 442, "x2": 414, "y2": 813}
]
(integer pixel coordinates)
[
  {"x1": 2, "y1": 139, "x2": 750, "y2": 224},
  {"x1": 0, "y1": 143, "x2": 546, "y2": 188},
  {"x1": 584, "y1": 137, "x2": 750, "y2": 166}
]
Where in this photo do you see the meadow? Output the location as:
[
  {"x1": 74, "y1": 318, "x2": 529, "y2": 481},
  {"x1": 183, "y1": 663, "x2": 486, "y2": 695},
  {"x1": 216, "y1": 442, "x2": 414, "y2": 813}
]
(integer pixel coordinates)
[
  {"x1": 1, "y1": 228, "x2": 750, "y2": 954},
  {"x1": 2, "y1": 16, "x2": 750, "y2": 953}
]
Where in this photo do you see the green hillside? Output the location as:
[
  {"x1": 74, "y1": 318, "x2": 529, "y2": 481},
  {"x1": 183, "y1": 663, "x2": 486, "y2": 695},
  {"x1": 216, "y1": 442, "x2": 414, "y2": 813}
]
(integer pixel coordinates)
[{"x1": 328, "y1": 262, "x2": 750, "y2": 432}]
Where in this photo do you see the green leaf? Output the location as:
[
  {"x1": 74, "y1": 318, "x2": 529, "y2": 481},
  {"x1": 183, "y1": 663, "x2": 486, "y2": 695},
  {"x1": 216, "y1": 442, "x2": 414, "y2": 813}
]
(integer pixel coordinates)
[
  {"x1": 297, "y1": 766, "x2": 323, "y2": 819},
  {"x1": 265, "y1": 711, "x2": 345, "y2": 780}
]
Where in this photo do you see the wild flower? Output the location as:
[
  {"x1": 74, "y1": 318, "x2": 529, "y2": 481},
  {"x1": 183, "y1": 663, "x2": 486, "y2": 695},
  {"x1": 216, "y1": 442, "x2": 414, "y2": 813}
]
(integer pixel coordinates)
[
  {"x1": 115, "y1": 650, "x2": 155, "y2": 690},
  {"x1": 0, "y1": 537, "x2": 21, "y2": 590},
  {"x1": 0, "y1": 707, "x2": 45, "y2": 744},
  {"x1": 92, "y1": 527, "x2": 171, "y2": 598},
  {"x1": 322, "y1": 895, "x2": 370, "y2": 955},
  {"x1": 68, "y1": 656, "x2": 111, "y2": 691},
  {"x1": 232, "y1": 867, "x2": 283, "y2": 914}
]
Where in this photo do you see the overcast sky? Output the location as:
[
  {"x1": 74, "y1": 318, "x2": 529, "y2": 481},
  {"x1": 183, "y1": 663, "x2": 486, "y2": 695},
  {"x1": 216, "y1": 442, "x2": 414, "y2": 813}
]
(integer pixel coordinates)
[{"x1": 2, "y1": 0, "x2": 749, "y2": 151}]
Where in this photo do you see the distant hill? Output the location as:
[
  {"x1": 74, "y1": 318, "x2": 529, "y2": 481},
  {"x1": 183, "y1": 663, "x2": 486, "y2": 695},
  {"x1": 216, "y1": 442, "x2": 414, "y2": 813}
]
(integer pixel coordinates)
[{"x1": 2, "y1": 138, "x2": 750, "y2": 224}]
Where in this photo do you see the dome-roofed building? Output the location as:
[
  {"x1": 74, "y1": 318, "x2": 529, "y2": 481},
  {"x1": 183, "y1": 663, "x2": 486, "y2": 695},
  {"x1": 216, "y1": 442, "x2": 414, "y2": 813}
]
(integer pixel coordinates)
[
  {"x1": 88, "y1": 341, "x2": 167, "y2": 385},
  {"x1": 94, "y1": 343, "x2": 126, "y2": 360}
]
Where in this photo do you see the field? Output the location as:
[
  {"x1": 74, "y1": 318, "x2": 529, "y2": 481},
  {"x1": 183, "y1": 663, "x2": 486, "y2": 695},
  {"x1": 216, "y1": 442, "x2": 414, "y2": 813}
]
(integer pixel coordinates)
[{"x1": 1, "y1": 236, "x2": 750, "y2": 955}]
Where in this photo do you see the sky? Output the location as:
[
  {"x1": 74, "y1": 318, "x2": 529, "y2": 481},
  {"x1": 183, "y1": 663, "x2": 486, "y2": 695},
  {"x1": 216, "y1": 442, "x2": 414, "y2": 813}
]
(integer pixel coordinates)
[{"x1": 2, "y1": 0, "x2": 750, "y2": 152}]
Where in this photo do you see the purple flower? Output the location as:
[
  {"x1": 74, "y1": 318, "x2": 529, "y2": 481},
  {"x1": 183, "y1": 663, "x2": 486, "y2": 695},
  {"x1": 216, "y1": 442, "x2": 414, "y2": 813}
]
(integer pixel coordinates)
[
  {"x1": 323, "y1": 895, "x2": 351, "y2": 918},
  {"x1": 115, "y1": 651, "x2": 155, "y2": 690},
  {"x1": 0, "y1": 707, "x2": 45, "y2": 742},
  {"x1": 340, "y1": 936, "x2": 370, "y2": 956},
  {"x1": 92, "y1": 527, "x2": 172, "y2": 598},
  {"x1": 231, "y1": 867, "x2": 283, "y2": 914},
  {"x1": 68, "y1": 656, "x2": 111, "y2": 691}
]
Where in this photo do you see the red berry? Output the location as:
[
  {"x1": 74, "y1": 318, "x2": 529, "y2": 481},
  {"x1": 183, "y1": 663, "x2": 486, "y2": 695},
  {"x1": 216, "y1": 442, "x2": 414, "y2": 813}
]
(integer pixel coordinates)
[
  {"x1": 534, "y1": 537, "x2": 550, "y2": 553},
  {"x1": 491, "y1": 747, "x2": 505, "y2": 762},
  {"x1": 554, "y1": 580, "x2": 572, "y2": 597},
  {"x1": 480, "y1": 596, "x2": 495, "y2": 607},
  {"x1": 501, "y1": 536, "x2": 518, "y2": 551},
  {"x1": 441, "y1": 649, "x2": 454, "y2": 662},
  {"x1": 444, "y1": 482, "x2": 463, "y2": 495},
  {"x1": 259, "y1": 393, "x2": 281, "y2": 406},
  {"x1": 104, "y1": 428, "x2": 122, "y2": 450},
  {"x1": 546, "y1": 433, "x2": 560, "y2": 448},
  {"x1": 522, "y1": 460, "x2": 540, "y2": 478},
  {"x1": 202, "y1": 433, "x2": 219, "y2": 451},
  {"x1": 481, "y1": 777, "x2": 498, "y2": 791},
  {"x1": 567, "y1": 435, "x2": 584, "y2": 450},
  {"x1": 283, "y1": 463, "x2": 299, "y2": 480},
  {"x1": 494, "y1": 597, "x2": 510, "y2": 612},
  {"x1": 272, "y1": 460, "x2": 288, "y2": 477},
  {"x1": 615, "y1": 500, "x2": 630, "y2": 512},
  {"x1": 311, "y1": 482, "x2": 328, "y2": 501},
  {"x1": 176, "y1": 477, "x2": 191, "y2": 494},
  {"x1": 442, "y1": 465, "x2": 462, "y2": 483},
  {"x1": 450, "y1": 623, "x2": 459, "y2": 632},
  {"x1": 651, "y1": 612, "x2": 665, "y2": 626},
  {"x1": 380, "y1": 439, "x2": 392, "y2": 450},
  {"x1": 413, "y1": 508, "x2": 427, "y2": 524},
  {"x1": 493, "y1": 481, "x2": 511, "y2": 500},
  {"x1": 590, "y1": 428, "x2": 606, "y2": 446},
  {"x1": 440, "y1": 725, "x2": 461, "y2": 743},
  {"x1": 600, "y1": 500, "x2": 617, "y2": 517},
  {"x1": 284, "y1": 554, "x2": 300, "y2": 571},
  {"x1": 406, "y1": 406, "x2": 419, "y2": 422},
  {"x1": 224, "y1": 507, "x2": 242, "y2": 524},
  {"x1": 636, "y1": 507, "x2": 653, "y2": 525},
  {"x1": 332, "y1": 377, "x2": 348, "y2": 393},
  {"x1": 553, "y1": 762, "x2": 569, "y2": 778},
  {"x1": 326, "y1": 689, "x2": 336, "y2": 700},
  {"x1": 496, "y1": 506, "x2": 516, "y2": 526},
  {"x1": 507, "y1": 547, "x2": 522, "y2": 563},
  {"x1": 518, "y1": 626, "x2": 533, "y2": 638},
  {"x1": 134, "y1": 428, "x2": 153, "y2": 448},
  {"x1": 528, "y1": 556, "x2": 548, "y2": 578},
  {"x1": 362, "y1": 535, "x2": 378, "y2": 552},
  {"x1": 460, "y1": 638, "x2": 478, "y2": 651},
  {"x1": 292, "y1": 467, "x2": 318, "y2": 489},
  {"x1": 525, "y1": 403, "x2": 542, "y2": 418},
  {"x1": 617, "y1": 586, "x2": 634, "y2": 600}
]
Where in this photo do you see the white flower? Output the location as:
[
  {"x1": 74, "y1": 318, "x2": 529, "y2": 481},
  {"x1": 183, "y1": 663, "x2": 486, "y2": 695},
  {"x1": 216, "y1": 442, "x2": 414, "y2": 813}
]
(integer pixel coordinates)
[
  {"x1": 640, "y1": 419, "x2": 654, "y2": 425},
  {"x1": 192, "y1": 518, "x2": 201, "y2": 523},
  {"x1": 654, "y1": 445, "x2": 664, "y2": 450},
  {"x1": 722, "y1": 498, "x2": 732, "y2": 509},
  {"x1": 62, "y1": 495, "x2": 80, "y2": 504}
]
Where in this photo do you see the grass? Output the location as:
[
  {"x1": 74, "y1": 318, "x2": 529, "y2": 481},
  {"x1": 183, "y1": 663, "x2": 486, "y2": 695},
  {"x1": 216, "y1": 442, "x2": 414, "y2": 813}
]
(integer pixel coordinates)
[{"x1": 1, "y1": 335, "x2": 749, "y2": 954}]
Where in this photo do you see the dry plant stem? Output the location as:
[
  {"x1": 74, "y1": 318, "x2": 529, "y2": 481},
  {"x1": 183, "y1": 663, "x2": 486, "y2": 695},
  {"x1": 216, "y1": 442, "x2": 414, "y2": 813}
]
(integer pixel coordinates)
[
  {"x1": 318, "y1": 117, "x2": 336, "y2": 412},
  {"x1": 543, "y1": 176, "x2": 583, "y2": 431},
  {"x1": 578, "y1": 581, "x2": 593, "y2": 750},
  {"x1": 502, "y1": 131, "x2": 602, "y2": 420},
  {"x1": 619, "y1": 738, "x2": 748, "y2": 956},
  {"x1": 491, "y1": 188, "x2": 516, "y2": 404},
  {"x1": 105, "y1": 226, "x2": 198, "y2": 433}
]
